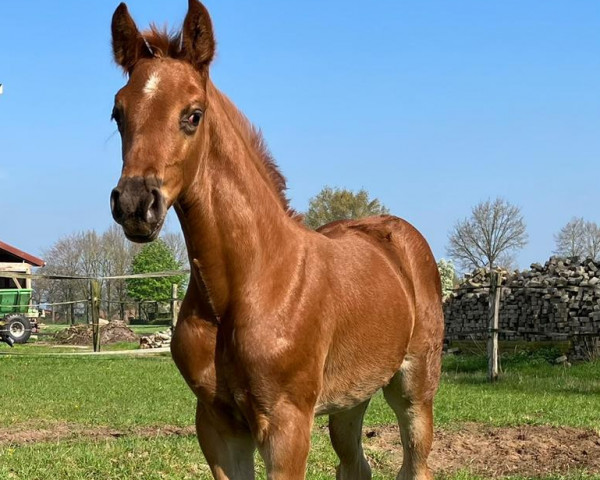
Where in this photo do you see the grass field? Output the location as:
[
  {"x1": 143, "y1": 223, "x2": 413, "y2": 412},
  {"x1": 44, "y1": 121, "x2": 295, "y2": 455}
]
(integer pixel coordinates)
[{"x1": 1, "y1": 347, "x2": 599, "y2": 480}]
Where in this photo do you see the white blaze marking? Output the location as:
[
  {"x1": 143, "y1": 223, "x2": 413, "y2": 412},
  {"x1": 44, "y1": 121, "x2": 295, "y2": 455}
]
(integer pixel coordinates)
[{"x1": 143, "y1": 72, "x2": 161, "y2": 97}]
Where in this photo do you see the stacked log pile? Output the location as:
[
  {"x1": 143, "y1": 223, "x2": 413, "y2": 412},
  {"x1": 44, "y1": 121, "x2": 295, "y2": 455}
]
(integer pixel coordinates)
[
  {"x1": 443, "y1": 257, "x2": 600, "y2": 360},
  {"x1": 139, "y1": 329, "x2": 172, "y2": 349}
]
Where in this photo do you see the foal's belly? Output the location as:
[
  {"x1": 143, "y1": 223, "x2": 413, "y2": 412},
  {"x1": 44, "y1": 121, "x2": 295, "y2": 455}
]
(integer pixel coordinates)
[
  {"x1": 314, "y1": 385, "x2": 384, "y2": 416},
  {"x1": 314, "y1": 350, "x2": 406, "y2": 416}
]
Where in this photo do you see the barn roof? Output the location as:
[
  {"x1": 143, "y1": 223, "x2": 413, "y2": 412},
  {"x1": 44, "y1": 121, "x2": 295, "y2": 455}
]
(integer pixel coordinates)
[{"x1": 0, "y1": 240, "x2": 45, "y2": 267}]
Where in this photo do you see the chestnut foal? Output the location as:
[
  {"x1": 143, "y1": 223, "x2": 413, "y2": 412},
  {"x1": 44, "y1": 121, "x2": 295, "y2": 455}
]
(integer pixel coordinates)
[{"x1": 109, "y1": 2, "x2": 444, "y2": 479}]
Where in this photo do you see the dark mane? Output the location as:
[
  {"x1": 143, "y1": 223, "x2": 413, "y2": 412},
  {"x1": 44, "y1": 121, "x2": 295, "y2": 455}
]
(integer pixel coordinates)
[
  {"x1": 230, "y1": 106, "x2": 301, "y2": 220},
  {"x1": 142, "y1": 26, "x2": 182, "y2": 58},
  {"x1": 250, "y1": 126, "x2": 298, "y2": 218}
]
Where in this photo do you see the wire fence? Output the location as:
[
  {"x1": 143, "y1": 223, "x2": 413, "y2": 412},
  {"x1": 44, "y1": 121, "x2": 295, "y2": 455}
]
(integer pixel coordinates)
[
  {"x1": 0, "y1": 270, "x2": 188, "y2": 352},
  {"x1": 3, "y1": 270, "x2": 599, "y2": 367}
]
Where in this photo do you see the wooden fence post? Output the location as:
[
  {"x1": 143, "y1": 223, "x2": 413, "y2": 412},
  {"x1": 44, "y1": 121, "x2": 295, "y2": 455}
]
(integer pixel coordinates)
[
  {"x1": 91, "y1": 279, "x2": 101, "y2": 353},
  {"x1": 171, "y1": 283, "x2": 179, "y2": 330},
  {"x1": 487, "y1": 271, "x2": 501, "y2": 382},
  {"x1": 106, "y1": 281, "x2": 112, "y2": 322}
]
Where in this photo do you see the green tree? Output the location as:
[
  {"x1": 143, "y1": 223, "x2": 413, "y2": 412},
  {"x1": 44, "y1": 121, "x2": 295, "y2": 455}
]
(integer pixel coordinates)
[
  {"x1": 304, "y1": 186, "x2": 390, "y2": 230},
  {"x1": 127, "y1": 239, "x2": 186, "y2": 301}
]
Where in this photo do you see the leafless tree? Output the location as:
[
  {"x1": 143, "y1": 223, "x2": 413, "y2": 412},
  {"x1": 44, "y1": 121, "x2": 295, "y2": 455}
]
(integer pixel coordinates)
[
  {"x1": 36, "y1": 227, "x2": 143, "y2": 322},
  {"x1": 78, "y1": 230, "x2": 104, "y2": 276},
  {"x1": 35, "y1": 225, "x2": 191, "y2": 323},
  {"x1": 554, "y1": 217, "x2": 600, "y2": 261},
  {"x1": 584, "y1": 222, "x2": 600, "y2": 260},
  {"x1": 554, "y1": 217, "x2": 585, "y2": 258},
  {"x1": 161, "y1": 231, "x2": 188, "y2": 267},
  {"x1": 36, "y1": 234, "x2": 86, "y2": 324},
  {"x1": 101, "y1": 225, "x2": 141, "y2": 320},
  {"x1": 447, "y1": 197, "x2": 528, "y2": 272}
]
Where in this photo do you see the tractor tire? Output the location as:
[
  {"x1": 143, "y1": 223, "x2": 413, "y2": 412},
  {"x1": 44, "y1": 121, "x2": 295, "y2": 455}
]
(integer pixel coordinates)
[{"x1": 5, "y1": 315, "x2": 32, "y2": 344}]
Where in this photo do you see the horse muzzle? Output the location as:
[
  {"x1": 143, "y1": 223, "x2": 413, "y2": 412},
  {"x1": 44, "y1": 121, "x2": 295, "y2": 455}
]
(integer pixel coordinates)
[{"x1": 110, "y1": 176, "x2": 167, "y2": 243}]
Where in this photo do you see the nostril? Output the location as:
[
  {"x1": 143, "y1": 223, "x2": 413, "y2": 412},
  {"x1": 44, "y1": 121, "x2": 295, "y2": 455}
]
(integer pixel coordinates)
[
  {"x1": 144, "y1": 188, "x2": 163, "y2": 223},
  {"x1": 110, "y1": 188, "x2": 121, "y2": 219}
]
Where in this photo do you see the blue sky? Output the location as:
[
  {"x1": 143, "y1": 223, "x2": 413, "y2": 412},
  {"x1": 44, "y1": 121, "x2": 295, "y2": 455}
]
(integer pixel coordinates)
[{"x1": 1, "y1": 0, "x2": 599, "y2": 269}]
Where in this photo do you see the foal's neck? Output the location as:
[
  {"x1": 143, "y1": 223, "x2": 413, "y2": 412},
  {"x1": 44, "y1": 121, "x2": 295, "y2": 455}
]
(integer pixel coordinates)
[{"x1": 176, "y1": 83, "x2": 303, "y2": 319}]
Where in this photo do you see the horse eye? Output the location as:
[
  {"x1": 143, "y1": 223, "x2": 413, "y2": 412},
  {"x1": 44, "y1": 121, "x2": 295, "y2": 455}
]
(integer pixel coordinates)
[
  {"x1": 188, "y1": 111, "x2": 202, "y2": 127},
  {"x1": 181, "y1": 109, "x2": 203, "y2": 134}
]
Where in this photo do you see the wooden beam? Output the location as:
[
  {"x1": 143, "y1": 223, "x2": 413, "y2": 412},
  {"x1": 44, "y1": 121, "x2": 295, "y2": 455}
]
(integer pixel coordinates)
[
  {"x1": 487, "y1": 271, "x2": 501, "y2": 382},
  {"x1": 91, "y1": 280, "x2": 101, "y2": 352}
]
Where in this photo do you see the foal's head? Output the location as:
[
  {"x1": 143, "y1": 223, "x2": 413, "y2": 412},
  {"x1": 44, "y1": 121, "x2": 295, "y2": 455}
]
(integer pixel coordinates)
[{"x1": 109, "y1": 0, "x2": 215, "y2": 242}]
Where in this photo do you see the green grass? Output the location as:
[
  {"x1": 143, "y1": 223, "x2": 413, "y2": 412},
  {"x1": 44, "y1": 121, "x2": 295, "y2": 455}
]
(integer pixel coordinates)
[
  {"x1": 38, "y1": 324, "x2": 71, "y2": 334},
  {"x1": 433, "y1": 353, "x2": 600, "y2": 429},
  {"x1": 129, "y1": 324, "x2": 170, "y2": 335},
  {"x1": 1, "y1": 435, "x2": 598, "y2": 480},
  {"x1": 2, "y1": 353, "x2": 598, "y2": 430},
  {"x1": 6, "y1": 341, "x2": 142, "y2": 354},
  {"x1": 6, "y1": 343, "x2": 92, "y2": 354},
  {"x1": 0, "y1": 352, "x2": 599, "y2": 479},
  {"x1": 0, "y1": 434, "x2": 338, "y2": 480},
  {"x1": 363, "y1": 355, "x2": 600, "y2": 430},
  {"x1": 0, "y1": 355, "x2": 194, "y2": 429}
]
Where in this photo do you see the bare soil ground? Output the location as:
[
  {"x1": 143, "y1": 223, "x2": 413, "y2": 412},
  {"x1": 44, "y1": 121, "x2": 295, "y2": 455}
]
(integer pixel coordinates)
[
  {"x1": 53, "y1": 321, "x2": 138, "y2": 345},
  {"x1": 1, "y1": 423, "x2": 599, "y2": 476},
  {"x1": 0, "y1": 422, "x2": 195, "y2": 445},
  {"x1": 365, "y1": 424, "x2": 600, "y2": 477}
]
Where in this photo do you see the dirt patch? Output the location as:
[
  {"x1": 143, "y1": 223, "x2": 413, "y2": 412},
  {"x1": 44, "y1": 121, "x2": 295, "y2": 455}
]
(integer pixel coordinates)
[
  {"x1": 0, "y1": 422, "x2": 195, "y2": 446},
  {"x1": 2, "y1": 422, "x2": 599, "y2": 476},
  {"x1": 364, "y1": 424, "x2": 600, "y2": 477},
  {"x1": 53, "y1": 321, "x2": 138, "y2": 345}
]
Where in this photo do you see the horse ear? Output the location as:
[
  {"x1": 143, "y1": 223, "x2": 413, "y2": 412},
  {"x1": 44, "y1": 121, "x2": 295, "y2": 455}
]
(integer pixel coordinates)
[
  {"x1": 111, "y1": 3, "x2": 143, "y2": 72},
  {"x1": 181, "y1": 0, "x2": 215, "y2": 71}
]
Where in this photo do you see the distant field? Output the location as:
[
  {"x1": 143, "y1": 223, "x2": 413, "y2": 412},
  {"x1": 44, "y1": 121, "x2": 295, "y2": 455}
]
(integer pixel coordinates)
[
  {"x1": 18, "y1": 323, "x2": 169, "y2": 353},
  {"x1": 0, "y1": 350, "x2": 598, "y2": 479},
  {"x1": 39, "y1": 323, "x2": 167, "y2": 335}
]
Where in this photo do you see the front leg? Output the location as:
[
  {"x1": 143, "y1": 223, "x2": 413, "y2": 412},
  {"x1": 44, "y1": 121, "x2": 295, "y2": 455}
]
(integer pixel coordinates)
[
  {"x1": 254, "y1": 401, "x2": 314, "y2": 480},
  {"x1": 196, "y1": 400, "x2": 255, "y2": 480},
  {"x1": 171, "y1": 284, "x2": 255, "y2": 479}
]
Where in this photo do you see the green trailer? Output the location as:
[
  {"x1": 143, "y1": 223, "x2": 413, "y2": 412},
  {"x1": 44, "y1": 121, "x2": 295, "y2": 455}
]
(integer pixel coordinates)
[{"x1": 0, "y1": 288, "x2": 38, "y2": 345}]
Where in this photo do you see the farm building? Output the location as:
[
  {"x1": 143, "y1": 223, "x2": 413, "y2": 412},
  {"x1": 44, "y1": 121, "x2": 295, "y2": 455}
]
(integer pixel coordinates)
[{"x1": 0, "y1": 240, "x2": 45, "y2": 289}]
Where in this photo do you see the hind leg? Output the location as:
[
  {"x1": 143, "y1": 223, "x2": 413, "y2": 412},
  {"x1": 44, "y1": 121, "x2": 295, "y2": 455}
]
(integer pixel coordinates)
[
  {"x1": 329, "y1": 400, "x2": 372, "y2": 480},
  {"x1": 382, "y1": 354, "x2": 439, "y2": 480}
]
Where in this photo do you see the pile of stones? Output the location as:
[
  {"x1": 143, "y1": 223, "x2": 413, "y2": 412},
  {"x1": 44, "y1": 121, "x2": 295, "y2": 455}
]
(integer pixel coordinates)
[{"x1": 444, "y1": 256, "x2": 600, "y2": 360}]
